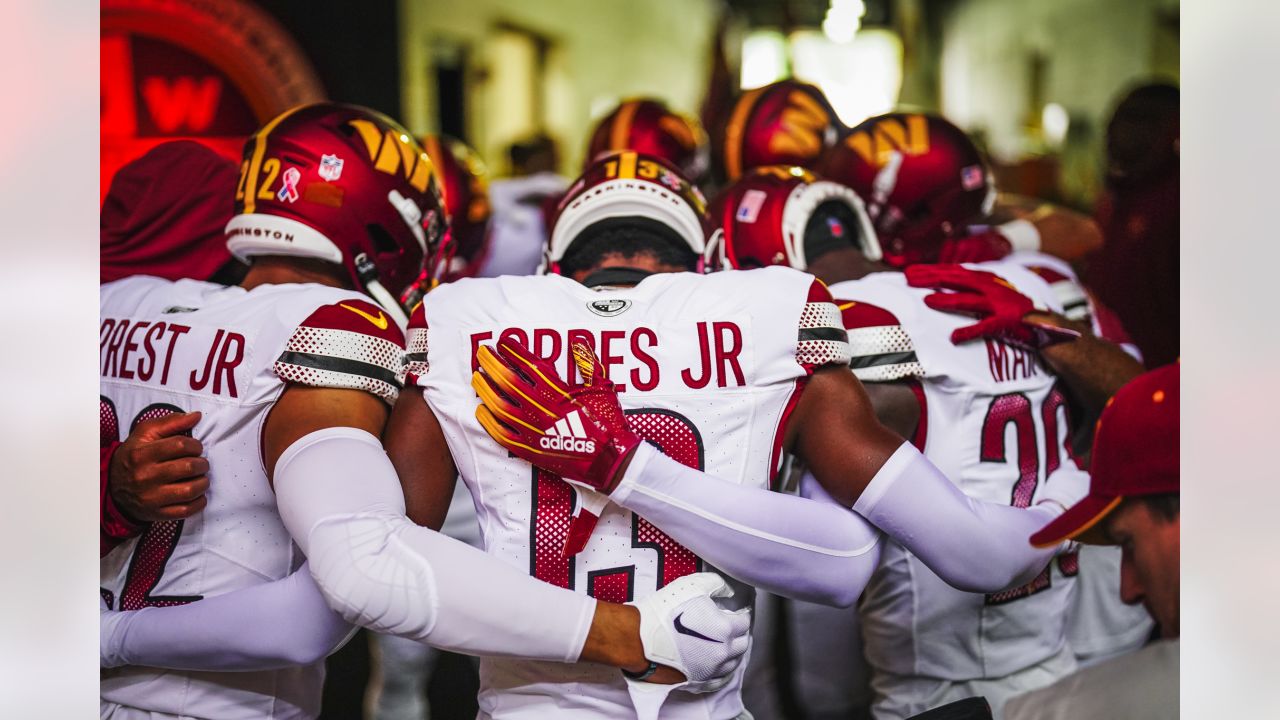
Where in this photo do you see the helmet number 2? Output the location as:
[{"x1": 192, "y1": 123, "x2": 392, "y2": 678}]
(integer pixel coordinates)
[{"x1": 529, "y1": 408, "x2": 703, "y2": 604}]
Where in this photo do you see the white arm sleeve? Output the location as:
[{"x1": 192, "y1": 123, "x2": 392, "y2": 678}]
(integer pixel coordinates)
[
  {"x1": 273, "y1": 427, "x2": 596, "y2": 662},
  {"x1": 100, "y1": 564, "x2": 355, "y2": 671},
  {"x1": 610, "y1": 443, "x2": 882, "y2": 607},
  {"x1": 852, "y1": 442, "x2": 1081, "y2": 593}
]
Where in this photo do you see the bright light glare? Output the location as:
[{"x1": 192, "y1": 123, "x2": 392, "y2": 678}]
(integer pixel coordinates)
[
  {"x1": 1042, "y1": 102, "x2": 1070, "y2": 148},
  {"x1": 823, "y1": 0, "x2": 866, "y2": 44},
  {"x1": 792, "y1": 28, "x2": 903, "y2": 127},
  {"x1": 741, "y1": 30, "x2": 788, "y2": 89}
]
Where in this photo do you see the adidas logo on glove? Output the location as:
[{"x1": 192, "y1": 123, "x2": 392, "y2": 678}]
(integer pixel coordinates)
[{"x1": 540, "y1": 410, "x2": 597, "y2": 454}]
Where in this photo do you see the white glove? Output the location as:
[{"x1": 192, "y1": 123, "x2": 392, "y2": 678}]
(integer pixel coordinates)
[{"x1": 627, "y1": 572, "x2": 750, "y2": 694}]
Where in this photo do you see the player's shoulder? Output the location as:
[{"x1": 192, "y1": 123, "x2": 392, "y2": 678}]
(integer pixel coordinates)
[
  {"x1": 827, "y1": 277, "x2": 926, "y2": 382},
  {"x1": 972, "y1": 257, "x2": 1065, "y2": 314},
  {"x1": 266, "y1": 284, "x2": 407, "y2": 404},
  {"x1": 422, "y1": 274, "x2": 572, "y2": 321}
]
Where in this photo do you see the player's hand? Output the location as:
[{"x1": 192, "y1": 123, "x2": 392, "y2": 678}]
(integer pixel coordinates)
[
  {"x1": 905, "y1": 264, "x2": 1081, "y2": 350},
  {"x1": 937, "y1": 229, "x2": 1012, "y2": 264},
  {"x1": 472, "y1": 340, "x2": 640, "y2": 494},
  {"x1": 628, "y1": 573, "x2": 750, "y2": 694},
  {"x1": 109, "y1": 411, "x2": 210, "y2": 522}
]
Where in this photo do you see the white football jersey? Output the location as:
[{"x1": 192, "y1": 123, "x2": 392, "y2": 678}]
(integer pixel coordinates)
[
  {"x1": 412, "y1": 267, "x2": 846, "y2": 719},
  {"x1": 828, "y1": 260, "x2": 1086, "y2": 708},
  {"x1": 100, "y1": 276, "x2": 405, "y2": 720}
]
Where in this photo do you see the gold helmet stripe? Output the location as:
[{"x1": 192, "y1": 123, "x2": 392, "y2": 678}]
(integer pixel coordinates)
[
  {"x1": 724, "y1": 86, "x2": 766, "y2": 181},
  {"x1": 243, "y1": 104, "x2": 307, "y2": 215}
]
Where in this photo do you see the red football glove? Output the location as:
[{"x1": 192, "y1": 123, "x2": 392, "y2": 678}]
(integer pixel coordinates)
[
  {"x1": 905, "y1": 264, "x2": 1081, "y2": 349},
  {"x1": 473, "y1": 339, "x2": 641, "y2": 495},
  {"x1": 936, "y1": 229, "x2": 1013, "y2": 264}
]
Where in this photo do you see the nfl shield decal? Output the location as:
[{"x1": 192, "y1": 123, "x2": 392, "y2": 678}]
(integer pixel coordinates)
[{"x1": 319, "y1": 154, "x2": 344, "y2": 182}]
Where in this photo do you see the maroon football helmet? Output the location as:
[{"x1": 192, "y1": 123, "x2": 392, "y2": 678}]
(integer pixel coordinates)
[
  {"x1": 421, "y1": 134, "x2": 492, "y2": 281},
  {"x1": 720, "y1": 80, "x2": 842, "y2": 182},
  {"x1": 819, "y1": 112, "x2": 996, "y2": 268},
  {"x1": 704, "y1": 165, "x2": 879, "y2": 271},
  {"x1": 585, "y1": 99, "x2": 710, "y2": 182},
  {"x1": 225, "y1": 103, "x2": 446, "y2": 322},
  {"x1": 546, "y1": 150, "x2": 708, "y2": 275}
]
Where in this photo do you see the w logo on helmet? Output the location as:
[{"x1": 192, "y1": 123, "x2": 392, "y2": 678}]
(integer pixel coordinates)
[
  {"x1": 347, "y1": 119, "x2": 436, "y2": 192},
  {"x1": 844, "y1": 115, "x2": 931, "y2": 168}
]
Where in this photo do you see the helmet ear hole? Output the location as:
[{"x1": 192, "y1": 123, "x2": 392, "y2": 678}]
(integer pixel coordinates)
[{"x1": 366, "y1": 223, "x2": 400, "y2": 256}]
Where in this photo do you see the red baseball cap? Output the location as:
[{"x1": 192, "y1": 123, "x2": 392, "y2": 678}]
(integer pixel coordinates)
[{"x1": 1030, "y1": 363, "x2": 1179, "y2": 547}]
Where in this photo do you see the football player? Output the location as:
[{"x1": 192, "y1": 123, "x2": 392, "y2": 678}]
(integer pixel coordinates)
[
  {"x1": 99, "y1": 105, "x2": 750, "y2": 720},
  {"x1": 705, "y1": 158, "x2": 1144, "y2": 717},
  {"x1": 386, "y1": 150, "x2": 1087, "y2": 718},
  {"x1": 100, "y1": 141, "x2": 246, "y2": 557}
]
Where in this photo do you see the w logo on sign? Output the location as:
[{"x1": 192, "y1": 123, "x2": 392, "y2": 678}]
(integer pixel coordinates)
[{"x1": 540, "y1": 410, "x2": 597, "y2": 454}]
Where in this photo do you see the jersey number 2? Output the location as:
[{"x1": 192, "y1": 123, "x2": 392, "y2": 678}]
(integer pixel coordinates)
[
  {"x1": 530, "y1": 409, "x2": 703, "y2": 604},
  {"x1": 100, "y1": 397, "x2": 203, "y2": 610}
]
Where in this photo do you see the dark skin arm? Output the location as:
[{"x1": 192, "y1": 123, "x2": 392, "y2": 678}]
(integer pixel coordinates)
[
  {"x1": 862, "y1": 382, "x2": 922, "y2": 443},
  {"x1": 383, "y1": 386, "x2": 678, "y2": 681},
  {"x1": 993, "y1": 193, "x2": 1104, "y2": 261},
  {"x1": 784, "y1": 365, "x2": 911, "y2": 508},
  {"x1": 1026, "y1": 311, "x2": 1145, "y2": 413},
  {"x1": 385, "y1": 388, "x2": 458, "y2": 530}
]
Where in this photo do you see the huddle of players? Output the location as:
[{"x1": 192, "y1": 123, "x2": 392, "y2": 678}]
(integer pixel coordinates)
[{"x1": 99, "y1": 80, "x2": 1147, "y2": 720}]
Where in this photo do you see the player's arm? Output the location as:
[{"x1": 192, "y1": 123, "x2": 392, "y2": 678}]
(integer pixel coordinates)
[
  {"x1": 473, "y1": 341, "x2": 884, "y2": 609},
  {"x1": 101, "y1": 411, "x2": 209, "y2": 556},
  {"x1": 902, "y1": 264, "x2": 1144, "y2": 417},
  {"x1": 789, "y1": 364, "x2": 1083, "y2": 593},
  {"x1": 101, "y1": 563, "x2": 355, "y2": 671},
  {"x1": 992, "y1": 193, "x2": 1104, "y2": 261},
  {"x1": 266, "y1": 301, "x2": 748, "y2": 685},
  {"x1": 1024, "y1": 310, "x2": 1144, "y2": 412},
  {"x1": 384, "y1": 381, "x2": 457, "y2": 531}
]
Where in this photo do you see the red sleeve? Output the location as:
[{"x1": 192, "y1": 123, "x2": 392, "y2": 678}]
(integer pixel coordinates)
[
  {"x1": 838, "y1": 298, "x2": 925, "y2": 382},
  {"x1": 796, "y1": 279, "x2": 852, "y2": 375},
  {"x1": 273, "y1": 298, "x2": 408, "y2": 404}
]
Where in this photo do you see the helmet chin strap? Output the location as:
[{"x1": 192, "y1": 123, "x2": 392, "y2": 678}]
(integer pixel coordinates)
[
  {"x1": 581, "y1": 266, "x2": 654, "y2": 288},
  {"x1": 355, "y1": 253, "x2": 410, "y2": 328}
]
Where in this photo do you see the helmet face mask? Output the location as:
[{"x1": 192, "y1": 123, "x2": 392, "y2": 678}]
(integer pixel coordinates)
[
  {"x1": 704, "y1": 165, "x2": 879, "y2": 272},
  {"x1": 546, "y1": 151, "x2": 708, "y2": 276},
  {"x1": 225, "y1": 102, "x2": 447, "y2": 319},
  {"x1": 820, "y1": 113, "x2": 993, "y2": 268}
]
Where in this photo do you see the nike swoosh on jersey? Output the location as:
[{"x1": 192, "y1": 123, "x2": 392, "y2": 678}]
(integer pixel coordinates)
[
  {"x1": 673, "y1": 612, "x2": 721, "y2": 643},
  {"x1": 340, "y1": 303, "x2": 389, "y2": 330}
]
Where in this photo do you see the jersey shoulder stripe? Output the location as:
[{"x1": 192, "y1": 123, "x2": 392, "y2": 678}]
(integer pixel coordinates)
[
  {"x1": 405, "y1": 302, "x2": 429, "y2": 386},
  {"x1": 274, "y1": 298, "x2": 407, "y2": 403},
  {"x1": 796, "y1": 279, "x2": 852, "y2": 374},
  {"x1": 836, "y1": 298, "x2": 925, "y2": 382}
]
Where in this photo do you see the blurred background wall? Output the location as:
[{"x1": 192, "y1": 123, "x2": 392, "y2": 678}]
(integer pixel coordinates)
[
  {"x1": 102, "y1": 0, "x2": 1178, "y2": 208},
  {"x1": 397, "y1": 0, "x2": 719, "y2": 174}
]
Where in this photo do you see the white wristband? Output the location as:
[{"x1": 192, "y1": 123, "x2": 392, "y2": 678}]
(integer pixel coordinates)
[{"x1": 998, "y1": 218, "x2": 1042, "y2": 253}]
